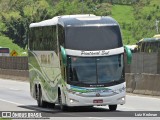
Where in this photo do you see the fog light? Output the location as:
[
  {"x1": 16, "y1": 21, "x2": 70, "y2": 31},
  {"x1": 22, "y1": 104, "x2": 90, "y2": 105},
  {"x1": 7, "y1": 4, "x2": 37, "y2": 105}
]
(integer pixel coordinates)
[
  {"x1": 118, "y1": 96, "x2": 125, "y2": 101},
  {"x1": 122, "y1": 97, "x2": 125, "y2": 101},
  {"x1": 70, "y1": 99, "x2": 74, "y2": 103},
  {"x1": 69, "y1": 98, "x2": 79, "y2": 103}
]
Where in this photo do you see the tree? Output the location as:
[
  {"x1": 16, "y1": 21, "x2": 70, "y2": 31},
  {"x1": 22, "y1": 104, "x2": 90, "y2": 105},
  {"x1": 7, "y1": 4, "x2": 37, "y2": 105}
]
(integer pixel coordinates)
[{"x1": 0, "y1": 0, "x2": 54, "y2": 49}]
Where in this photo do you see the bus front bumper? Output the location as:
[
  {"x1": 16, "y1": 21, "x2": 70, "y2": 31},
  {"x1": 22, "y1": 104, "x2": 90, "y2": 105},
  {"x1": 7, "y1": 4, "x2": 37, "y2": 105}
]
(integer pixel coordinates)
[{"x1": 65, "y1": 92, "x2": 126, "y2": 107}]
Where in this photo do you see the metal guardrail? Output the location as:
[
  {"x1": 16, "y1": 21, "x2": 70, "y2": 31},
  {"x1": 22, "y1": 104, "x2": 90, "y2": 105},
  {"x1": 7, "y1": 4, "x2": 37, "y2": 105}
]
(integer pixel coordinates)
[
  {"x1": 0, "y1": 53, "x2": 160, "y2": 74},
  {"x1": 125, "y1": 52, "x2": 160, "y2": 74}
]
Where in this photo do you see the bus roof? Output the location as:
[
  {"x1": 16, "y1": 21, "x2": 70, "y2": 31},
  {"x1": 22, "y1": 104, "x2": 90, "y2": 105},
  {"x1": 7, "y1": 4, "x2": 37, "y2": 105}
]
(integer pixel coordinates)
[
  {"x1": 138, "y1": 38, "x2": 160, "y2": 43},
  {"x1": 29, "y1": 14, "x2": 119, "y2": 28},
  {"x1": 153, "y1": 34, "x2": 160, "y2": 38}
]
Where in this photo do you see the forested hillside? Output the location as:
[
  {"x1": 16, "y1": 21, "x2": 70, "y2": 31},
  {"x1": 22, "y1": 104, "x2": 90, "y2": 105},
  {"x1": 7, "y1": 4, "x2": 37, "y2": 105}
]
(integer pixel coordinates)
[{"x1": 0, "y1": 0, "x2": 160, "y2": 52}]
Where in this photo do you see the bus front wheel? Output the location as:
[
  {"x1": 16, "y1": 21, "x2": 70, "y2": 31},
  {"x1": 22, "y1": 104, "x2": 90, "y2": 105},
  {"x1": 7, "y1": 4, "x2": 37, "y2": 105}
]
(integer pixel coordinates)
[
  {"x1": 108, "y1": 105, "x2": 117, "y2": 111},
  {"x1": 58, "y1": 93, "x2": 68, "y2": 111}
]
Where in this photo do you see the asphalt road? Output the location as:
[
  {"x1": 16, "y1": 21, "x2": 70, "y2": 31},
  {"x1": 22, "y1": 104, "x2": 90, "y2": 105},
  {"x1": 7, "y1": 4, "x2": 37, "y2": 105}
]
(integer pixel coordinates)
[{"x1": 0, "y1": 78, "x2": 160, "y2": 120}]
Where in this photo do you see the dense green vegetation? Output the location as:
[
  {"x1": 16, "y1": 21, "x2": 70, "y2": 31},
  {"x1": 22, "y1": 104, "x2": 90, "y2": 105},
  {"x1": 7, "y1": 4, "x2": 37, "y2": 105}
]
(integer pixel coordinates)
[
  {"x1": 0, "y1": 0, "x2": 160, "y2": 55},
  {"x1": 0, "y1": 36, "x2": 26, "y2": 56}
]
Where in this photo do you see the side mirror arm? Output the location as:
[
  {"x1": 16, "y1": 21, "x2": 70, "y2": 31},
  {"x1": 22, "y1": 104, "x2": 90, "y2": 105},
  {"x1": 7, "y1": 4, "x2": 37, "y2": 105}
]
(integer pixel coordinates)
[
  {"x1": 60, "y1": 46, "x2": 67, "y2": 66},
  {"x1": 124, "y1": 46, "x2": 132, "y2": 64}
]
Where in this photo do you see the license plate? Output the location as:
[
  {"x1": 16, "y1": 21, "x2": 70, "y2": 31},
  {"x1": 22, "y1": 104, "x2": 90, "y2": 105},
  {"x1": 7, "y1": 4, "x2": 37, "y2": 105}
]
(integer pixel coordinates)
[{"x1": 93, "y1": 99, "x2": 103, "y2": 103}]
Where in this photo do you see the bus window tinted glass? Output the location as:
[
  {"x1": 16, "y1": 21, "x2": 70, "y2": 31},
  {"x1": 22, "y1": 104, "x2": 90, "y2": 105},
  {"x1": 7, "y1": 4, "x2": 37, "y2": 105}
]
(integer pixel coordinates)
[
  {"x1": 29, "y1": 26, "x2": 57, "y2": 51},
  {"x1": 65, "y1": 26, "x2": 122, "y2": 50}
]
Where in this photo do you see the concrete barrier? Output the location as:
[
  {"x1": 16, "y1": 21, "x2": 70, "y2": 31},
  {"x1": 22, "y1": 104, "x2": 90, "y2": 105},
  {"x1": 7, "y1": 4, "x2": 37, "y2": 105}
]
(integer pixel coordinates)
[
  {"x1": 152, "y1": 75, "x2": 160, "y2": 96},
  {"x1": 151, "y1": 75, "x2": 158, "y2": 96},
  {"x1": 126, "y1": 73, "x2": 160, "y2": 96},
  {"x1": 133, "y1": 74, "x2": 146, "y2": 94},
  {"x1": 144, "y1": 74, "x2": 155, "y2": 95},
  {"x1": 125, "y1": 73, "x2": 136, "y2": 93},
  {"x1": 0, "y1": 69, "x2": 29, "y2": 81},
  {"x1": 0, "y1": 70, "x2": 160, "y2": 96}
]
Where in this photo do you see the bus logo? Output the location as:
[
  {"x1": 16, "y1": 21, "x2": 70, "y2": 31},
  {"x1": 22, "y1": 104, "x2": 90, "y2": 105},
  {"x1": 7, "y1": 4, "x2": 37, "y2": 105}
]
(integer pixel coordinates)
[{"x1": 96, "y1": 93, "x2": 100, "y2": 97}]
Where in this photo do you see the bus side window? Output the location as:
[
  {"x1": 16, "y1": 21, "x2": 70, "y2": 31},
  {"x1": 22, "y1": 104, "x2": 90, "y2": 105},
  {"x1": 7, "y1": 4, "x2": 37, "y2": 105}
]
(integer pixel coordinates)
[
  {"x1": 58, "y1": 25, "x2": 66, "y2": 80},
  {"x1": 144, "y1": 42, "x2": 147, "y2": 52},
  {"x1": 154, "y1": 42, "x2": 158, "y2": 52},
  {"x1": 146, "y1": 42, "x2": 149, "y2": 53},
  {"x1": 33, "y1": 27, "x2": 42, "y2": 50},
  {"x1": 151, "y1": 43, "x2": 153, "y2": 52},
  {"x1": 141, "y1": 43, "x2": 144, "y2": 52},
  {"x1": 158, "y1": 42, "x2": 160, "y2": 52},
  {"x1": 40, "y1": 26, "x2": 57, "y2": 51},
  {"x1": 40, "y1": 27, "x2": 45, "y2": 50},
  {"x1": 33, "y1": 28, "x2": 37, "y2": 50},
  {"x1": 52, "y1": 26, "x2": 58, "y2": 53},
  {"x1": 58, "y1": 25, "x2": 65, "y2": 46},
  {"x1": 147, "y1": 43, "x2": 150, "y2": 53},
  {"x1": 29, "y1": 28, "x2": 33, "y2": 50}
]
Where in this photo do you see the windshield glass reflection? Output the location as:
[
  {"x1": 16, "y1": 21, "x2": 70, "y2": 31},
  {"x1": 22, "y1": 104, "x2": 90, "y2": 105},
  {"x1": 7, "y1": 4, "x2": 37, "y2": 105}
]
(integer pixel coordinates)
[{"x1": 67, "y1": 54, "x2": 124, "y2": 85}]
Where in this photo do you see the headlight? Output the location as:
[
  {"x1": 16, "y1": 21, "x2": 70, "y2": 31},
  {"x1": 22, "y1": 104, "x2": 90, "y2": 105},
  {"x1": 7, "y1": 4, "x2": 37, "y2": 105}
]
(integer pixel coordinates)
[
  {"x1": 118, "y1": 96, "x2": 125, "y2": 101},
  {"x1": 114, "y1": 87, "x2": 126, "y2": 93}
]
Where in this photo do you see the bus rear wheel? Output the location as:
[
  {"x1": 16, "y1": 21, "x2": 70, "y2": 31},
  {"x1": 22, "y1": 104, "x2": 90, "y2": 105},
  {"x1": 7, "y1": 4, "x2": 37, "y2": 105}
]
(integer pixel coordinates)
[
  {"x1": 37, "y1": 88, "x2": 47, "y2": 108},
  {"x1": 109, "y1": 105, "x2": 117, "y2": 111}
]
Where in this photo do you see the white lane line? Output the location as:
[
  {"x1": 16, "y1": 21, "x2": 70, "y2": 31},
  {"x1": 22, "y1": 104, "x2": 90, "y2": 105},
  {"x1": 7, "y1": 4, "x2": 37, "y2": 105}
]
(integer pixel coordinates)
[
  {"x1": 0, "y1": 86, "x2": 21, "y2": 91},
  {"x1": 0, "y1": 79, "x2": 28, "y2": 83},
  {"x1": 0, "y1": 98, "x2": 49, "y2": 112},
  {"x1": 8, "y1": 88, "x2": 21, "y2": 91},
  {"x1": 0, "y1": 98, "x2": 24, "y2": 106}
]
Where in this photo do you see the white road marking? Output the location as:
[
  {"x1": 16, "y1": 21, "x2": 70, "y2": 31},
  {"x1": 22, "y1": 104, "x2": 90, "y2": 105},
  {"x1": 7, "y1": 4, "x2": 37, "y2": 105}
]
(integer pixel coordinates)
[
  {"x1": 0, "y1": 98, "x2": 24, "y2": 106},
  {"x1": 0, "y1": 98, "x2": 51, "y2": 112},
  {"x1": 0, "y1": 86, "x2": 21, "y2": 91},
  {"x1": 8, "y1": 88, "x2": 21, "y2": 91}
]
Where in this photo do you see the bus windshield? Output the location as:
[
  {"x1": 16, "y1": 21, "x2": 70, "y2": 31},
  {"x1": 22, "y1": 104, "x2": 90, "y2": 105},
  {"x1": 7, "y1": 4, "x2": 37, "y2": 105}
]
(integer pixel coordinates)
[
  {"x1": 65, "y1": 26, "x2": 122, "y2": 50},
  {"x1": 67, "y1": 54, "x2": 124, "y2": 86}
]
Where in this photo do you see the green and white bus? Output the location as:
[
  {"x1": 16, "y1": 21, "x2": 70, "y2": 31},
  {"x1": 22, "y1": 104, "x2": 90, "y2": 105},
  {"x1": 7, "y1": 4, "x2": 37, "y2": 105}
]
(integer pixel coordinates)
[{"x1": 28, "y1": 14, "x2": 131, "y2": 111}]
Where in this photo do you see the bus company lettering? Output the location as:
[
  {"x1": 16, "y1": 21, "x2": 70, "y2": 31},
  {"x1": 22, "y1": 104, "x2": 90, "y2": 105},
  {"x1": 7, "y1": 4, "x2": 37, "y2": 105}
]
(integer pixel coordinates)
[
  {"x1": 41, "y1": 54, "x2": 51, "y2": 64},
  {"x1": 81, "y1": 50, "x2": 110, "y2": 56}
]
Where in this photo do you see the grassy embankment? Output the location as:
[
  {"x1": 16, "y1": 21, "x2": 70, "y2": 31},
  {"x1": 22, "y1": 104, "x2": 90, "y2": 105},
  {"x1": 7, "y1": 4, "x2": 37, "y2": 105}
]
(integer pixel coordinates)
[
  {"x1": 0, "y1": 36, "x2": 27, "y2": 56},
  {"x1": 111, "y1": 5, "x2": 135, "y2": 45}
]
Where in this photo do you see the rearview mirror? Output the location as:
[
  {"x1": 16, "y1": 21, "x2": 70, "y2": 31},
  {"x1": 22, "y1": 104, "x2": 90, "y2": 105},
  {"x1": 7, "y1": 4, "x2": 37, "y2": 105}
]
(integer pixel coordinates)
[
  {"x1": 124, "y1": 46, "x2": 132, "y2": 64},
  {"x1": 60, "y1": 46, "x2": 67, "y2": 66}
]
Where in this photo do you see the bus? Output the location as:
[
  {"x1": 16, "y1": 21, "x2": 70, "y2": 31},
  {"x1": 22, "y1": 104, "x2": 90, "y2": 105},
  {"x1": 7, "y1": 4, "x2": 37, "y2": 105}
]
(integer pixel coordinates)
[
  {"x1": 153, "y1": 34, "x2": 160, "y2": 38},
  {"x1": 28, "y1": 14, "x2": 132, "y2": 111},
  {"x1": 137, "y1": 38, "x2": 160, "y2": 53}
]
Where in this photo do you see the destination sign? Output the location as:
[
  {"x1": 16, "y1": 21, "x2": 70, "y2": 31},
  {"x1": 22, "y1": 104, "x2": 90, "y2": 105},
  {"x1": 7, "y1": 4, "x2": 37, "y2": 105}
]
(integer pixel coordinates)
[
  {"x1": 81, "y1": 50, "x2": 109, "y2": 56},
  {"x1": 65, "y1": 47, "x2": 124, "y2": 57}
]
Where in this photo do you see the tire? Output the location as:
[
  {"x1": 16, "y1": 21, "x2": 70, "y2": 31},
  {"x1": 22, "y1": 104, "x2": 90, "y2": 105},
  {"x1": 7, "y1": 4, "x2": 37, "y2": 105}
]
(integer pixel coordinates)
[
  {"x1": 58, "y1": 94, "x2": 68, "y2": 111},
  {"x1": 37, "y1": 88, "x2": 47, "y2": 108},
  {"x1": 109, "y1": 105, "x2": 117, "y2": 111},
  {"x1": 47, "y1": 103, "x2": 55, "y2": 108}
]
